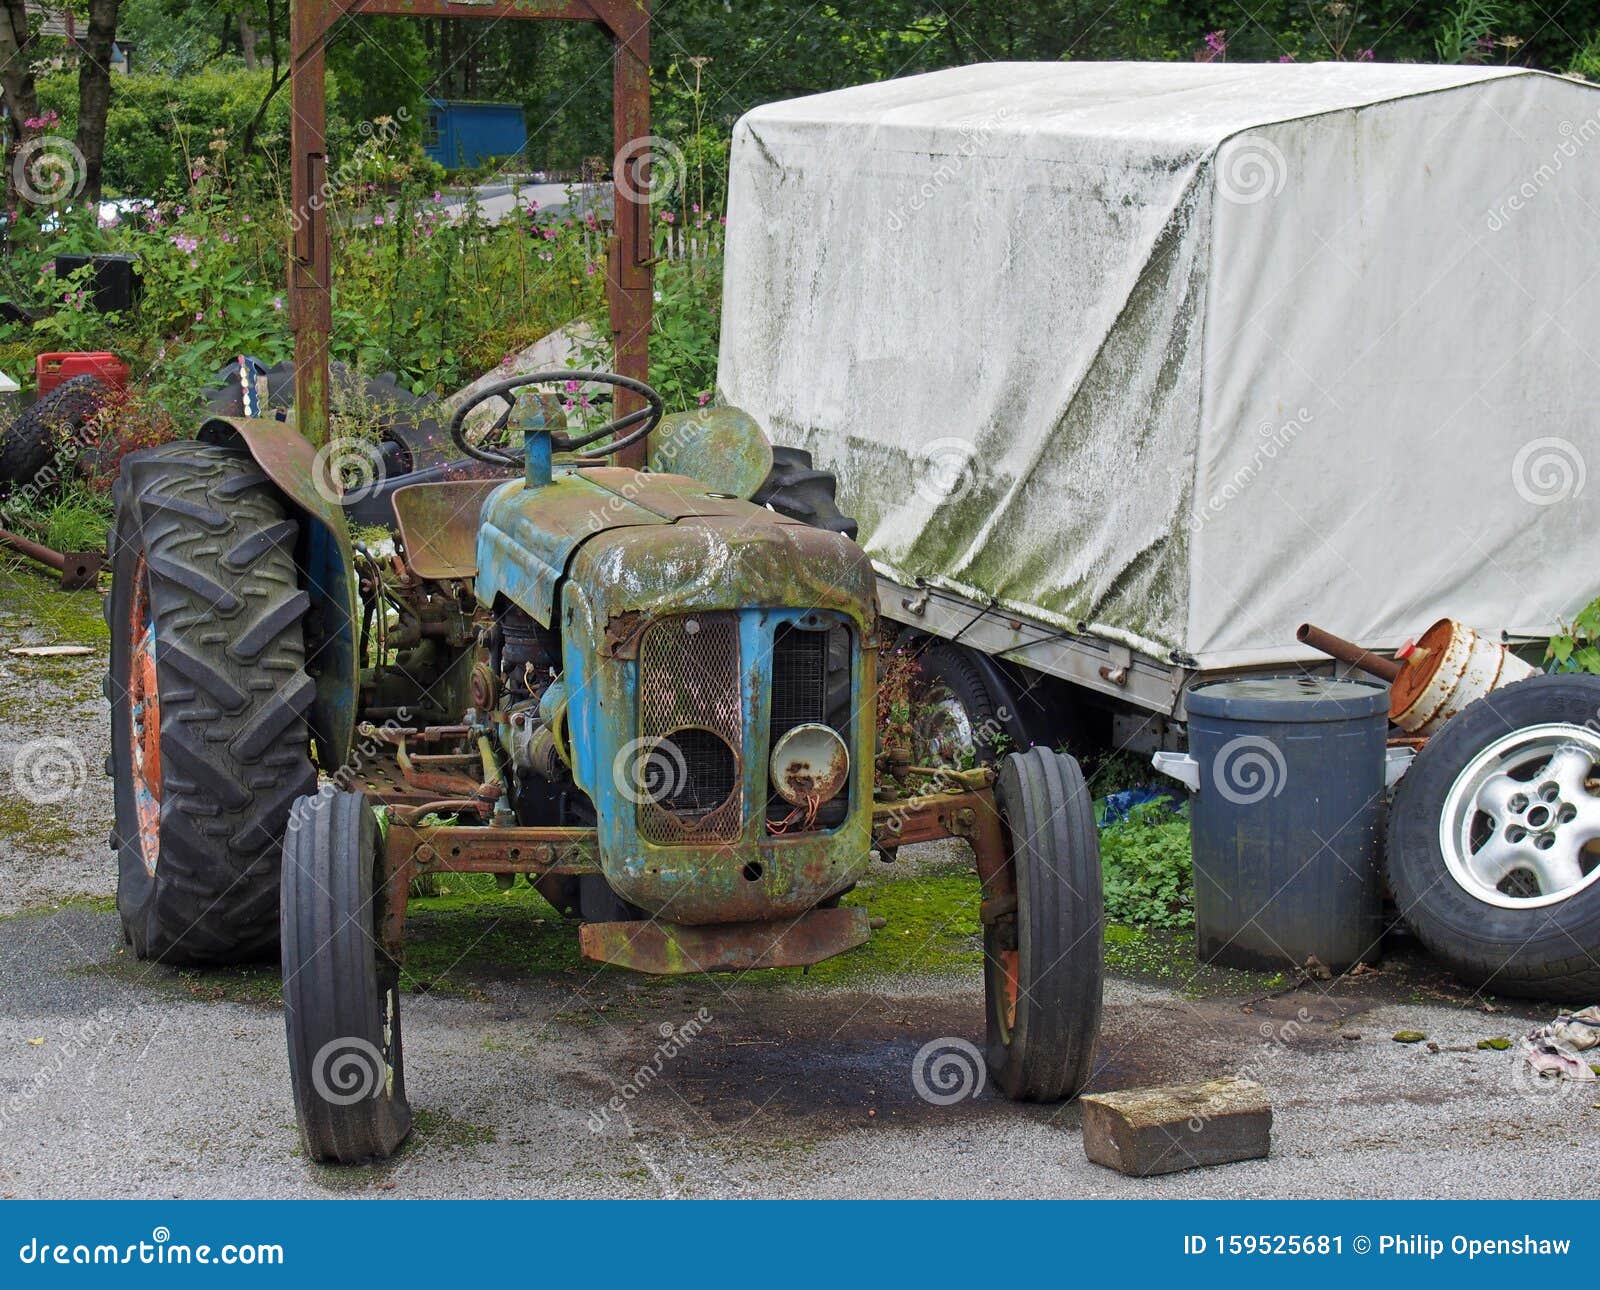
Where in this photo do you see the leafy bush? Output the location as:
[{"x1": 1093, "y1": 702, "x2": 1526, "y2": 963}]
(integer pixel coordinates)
[
  {"x1": 1099, "y1": 803, "x2": 1194, "y2": 929},
  {"x1": 1548, "y1": 596, "x2": 1600, "y2": 673}
]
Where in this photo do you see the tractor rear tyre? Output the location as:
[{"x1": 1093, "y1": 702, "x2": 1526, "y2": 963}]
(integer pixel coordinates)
[
  {"x1": 985, "y1": 747, "x2": 1103, "y2": 1101},
  {"x1": 282, "y1": 790, "x2": 412, "y2": 1164},
  {"x1": 108, "y1": 442, "x2": 315, "y2": 963},
  {"x1": 752, "y1": 446, "x2": 858, "y2": 540}
]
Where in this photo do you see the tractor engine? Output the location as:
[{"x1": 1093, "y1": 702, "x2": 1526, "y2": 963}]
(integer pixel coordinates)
[{"x1": 471, "y1": 464, "x2": 879, "y2": 928}]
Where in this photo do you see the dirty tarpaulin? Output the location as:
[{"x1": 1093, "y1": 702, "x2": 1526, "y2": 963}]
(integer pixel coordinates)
[{"x1": 1517, "y1": 1005, "x2": 1600, "y2": 1081}]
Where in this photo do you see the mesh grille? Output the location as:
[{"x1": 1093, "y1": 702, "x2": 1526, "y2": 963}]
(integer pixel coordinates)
[
  {"x1": 770, "y1": 627, "x2": 828, "y2": 740},
  {"x1": 637, "y1": 613, "x2": 743, "y2": 843}
]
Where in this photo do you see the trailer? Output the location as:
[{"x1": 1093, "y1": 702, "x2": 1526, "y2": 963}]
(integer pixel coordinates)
[{"x1": 718, "y1": 61, "x2": 1600, "y2": 750}]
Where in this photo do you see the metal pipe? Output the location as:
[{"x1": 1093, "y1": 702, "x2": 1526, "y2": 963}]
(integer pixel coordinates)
[
  {"x1": 1296, "y1": 622, "x2": 1402, "y2": 683},
  {"x1": 0, "y1": 526, "x2": 67, "y2": 571}
]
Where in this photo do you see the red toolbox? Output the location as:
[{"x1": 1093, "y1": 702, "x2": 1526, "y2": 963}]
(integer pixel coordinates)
[{"x1": 35, "y1": 351, "x2": 129, "y2": 395}]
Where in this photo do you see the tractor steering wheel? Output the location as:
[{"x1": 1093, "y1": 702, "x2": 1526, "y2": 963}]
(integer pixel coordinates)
[{"x1": 448, "y1": 370, "x2": 665, "y2": 468}]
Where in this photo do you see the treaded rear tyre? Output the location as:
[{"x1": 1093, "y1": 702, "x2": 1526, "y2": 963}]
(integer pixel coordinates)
[
  {"x1": 752, "y1": 445, "x2": 858, "y2": 540},
  {"x1": 985, "y1": 747, "x2": 1104, "y2": 1100},
  {"x1": 0, "y1": 375, "x2": 109, "y2": 497},
  {"x1": 282, "y1": 790, "x2": 412, "y2": 1164},
  {"x1": 1387, "y1": 674, "x2": 1600, "y2": 1001},
  {"x1": 107, "y1": 441, "x2": 315, "y2": 963}
]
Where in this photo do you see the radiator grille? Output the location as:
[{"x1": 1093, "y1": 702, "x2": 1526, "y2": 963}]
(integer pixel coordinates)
[
  {"x1": 770, "y1": 627, "x2": 828, "y2": 740},
  {"x1": 637, "y1": 613, "x2": 743, "y2": 843}
]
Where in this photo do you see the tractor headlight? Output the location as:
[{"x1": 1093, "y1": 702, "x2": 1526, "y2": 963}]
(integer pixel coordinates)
[{"x1": 770, "y1": 723, "x2": 850, "y2": 806}]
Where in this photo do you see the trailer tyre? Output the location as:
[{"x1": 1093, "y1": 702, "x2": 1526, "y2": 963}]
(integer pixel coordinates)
[
  {"x1": 282, "y1": 790, "x2": 412, "y2": 1164},
  {"x1": 1387, "y1": 675, "x2": 1600, "y2": 1000},
  {"x1": 908, "y1": 640, "x2": 1029, "y2": 767},
  {"x1": 752, "y1": 446, "x2": 858, "y2": 540},
  {"x1": 108, "y1": 442, "x2": 316, "y2": 963},
  {"x1": 985, "y1": 747, "x2": 1103, "y2": 1100}
]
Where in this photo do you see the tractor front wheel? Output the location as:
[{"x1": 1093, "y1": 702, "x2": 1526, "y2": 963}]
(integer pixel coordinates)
[
  {"x1": 984, "y1": 747, "x2": 1104, "y2": 1101},
  {"x1": 108, "y1": 442, "x2": 315, "y2": 962},
  {"x1": 282, "y1": 790, "x2": 412, "y2": 1164}
]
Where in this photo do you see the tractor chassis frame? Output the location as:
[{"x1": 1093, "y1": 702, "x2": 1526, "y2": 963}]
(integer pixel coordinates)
[{"x1": 368, "y1": 769, "x2": 1016, "y2": 974}]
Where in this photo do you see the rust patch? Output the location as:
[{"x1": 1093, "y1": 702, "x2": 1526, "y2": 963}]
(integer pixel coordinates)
[{"x1": 578, "y1": 907, "x2": 871, "y2": 973}]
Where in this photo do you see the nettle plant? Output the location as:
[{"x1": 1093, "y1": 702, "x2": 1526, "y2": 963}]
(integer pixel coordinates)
[{"x1": 1548, "y1": 596, "x2": 1600, "y2": 674}]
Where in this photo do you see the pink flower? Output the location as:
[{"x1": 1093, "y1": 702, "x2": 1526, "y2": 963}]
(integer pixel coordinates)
[
  {"x1": 696, "y1": 392, "x2": 711, "y2": 407},
  {"x1": 660, "y1": 210, "x2": 676, "y2": 224},
  {"x1": 195, "y1": 311, "x2": 205, "y2": 323},
  {"x1": 563, "y1": 380, "x2": 580, "y2": 394},
  {"x1": 374, "y1": 214, "x2": 385, "y2": 226},
  {"x1": 1356, "y1": 47, "x2": 1374, "y2": 61},
  {"x1": 1204, "y1": 30, "x2": 1227, "y2": 54},
  {"x1": 585, "y1": 261, "x2": 598, "y2": 277},
  {"x1": 1279, "y1": 53, "x2": 1296, "y2": 62},
  {"x1": 170, "y1": 233, "x2": 199, "y2": 254},
  {"x1": 271, "y1": 296, "x2": 284, "y2": 311}
]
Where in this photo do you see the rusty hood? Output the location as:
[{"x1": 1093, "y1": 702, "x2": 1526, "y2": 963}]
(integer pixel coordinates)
[{"x1": 476, "y1": 465, "x2": 876, "y2": 629}]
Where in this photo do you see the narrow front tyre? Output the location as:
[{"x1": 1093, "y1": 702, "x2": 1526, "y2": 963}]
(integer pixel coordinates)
[
  {"x1": 984, "y1": 747, "x2": 1104, "y2": 1100},
  {"x1": 281, "y1": 790, "x2": 412, "y2": 1164}
]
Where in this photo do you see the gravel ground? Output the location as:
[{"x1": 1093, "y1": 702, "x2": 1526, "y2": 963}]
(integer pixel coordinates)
[{"x1": 0, "y1": 565, "x2": 1588, "y2": 1200}]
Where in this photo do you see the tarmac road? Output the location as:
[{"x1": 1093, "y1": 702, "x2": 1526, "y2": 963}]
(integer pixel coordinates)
[{"x1": 0, "y1": 567, "x2": 1588, "y2": 1200}]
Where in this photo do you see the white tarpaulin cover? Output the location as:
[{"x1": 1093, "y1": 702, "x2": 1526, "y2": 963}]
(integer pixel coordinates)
[{"x1": 718, "y1": 62, "x2": 1600, "y2": 668}]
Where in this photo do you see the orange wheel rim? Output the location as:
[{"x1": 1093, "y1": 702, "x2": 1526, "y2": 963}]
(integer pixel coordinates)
[
  {"x1": 129, "y1": 554, "x2": 161, "y2": 875},
  {"x1": 1000, "y1": 948, "x2": 1019, "y2": 1034}
]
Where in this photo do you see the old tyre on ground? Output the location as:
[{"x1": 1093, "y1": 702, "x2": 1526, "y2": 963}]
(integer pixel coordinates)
[
  {"x1": 282, "y1": 790, "x2": 412, "y2": 1164},
  {"x1": 107, "y1": 442, "x2": 315, "y2": 963},
  {"x1": 752, "y1": 445, "x2": 858, "y2": 540},
  {"x1": 1387, "y1": 674, "x2": 1600, "y2": 1000},
  {"x1": 0, "y1": 375, "x2": 110, "y2": 496},
  {"x1": 985, "y1": 746, "x2": 1104, "y2": 1100}
]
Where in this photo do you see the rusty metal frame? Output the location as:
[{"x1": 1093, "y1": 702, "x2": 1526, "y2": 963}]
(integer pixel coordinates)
[
  {"x1": 379, "y1": 818, "x2": 599, "y2": 956},
  {"x1": 289, "y1": 0, "x2": 652, "y2": 462}
]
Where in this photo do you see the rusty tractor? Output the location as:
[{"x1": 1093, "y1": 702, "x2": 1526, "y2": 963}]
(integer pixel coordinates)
[{"x1": 103, "y1": 0, "x2": 1103, "y2": 1163}]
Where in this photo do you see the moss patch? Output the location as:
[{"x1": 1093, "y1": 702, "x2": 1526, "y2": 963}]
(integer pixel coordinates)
[
  {"x1": 0, "y1": 565, "x2": 110, "y2": 645},
  {"x1": 0, "y1": 797, "x2": 82, "y2": 854}
]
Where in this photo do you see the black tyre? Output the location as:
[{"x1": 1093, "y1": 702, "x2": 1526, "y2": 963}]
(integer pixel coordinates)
[
  {"x1": 282, "y1": 790, "x2": 412, "y2": 1163},
  {"x1": 1387, "y1": 674, "x2": 1600, "y2": 1000},
  {"x1": 203, "y1": 360, "x2": 443, "y2": 471},
  {"x1": 107, "y1": 442, "x2": 315, "y2": 963},
  {"x1": 0, "y1": 375, "x2": 109, "y2": 497},
  {"x1": 752, "y1": 445, "x2": 858, "y2": 540},
  {"x1": 907, "y1": 640, "x2": 1031, "y2": 767},
  {"x1": 985, "y1": 747, "x2": 1103, "y2": 1100}
]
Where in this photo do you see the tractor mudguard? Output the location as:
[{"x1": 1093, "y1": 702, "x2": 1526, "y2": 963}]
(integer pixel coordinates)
[{"x1": 198, "y1": 415, "x2": 359, "y2": 769}]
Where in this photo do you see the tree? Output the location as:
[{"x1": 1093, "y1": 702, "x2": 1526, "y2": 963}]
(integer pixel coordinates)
[
  {"x1": 75, "y1": 0, "x2": 123, "y2": 201},
  {"x1": 0, "y1": 0, "x2": 41, "y2": 206}
]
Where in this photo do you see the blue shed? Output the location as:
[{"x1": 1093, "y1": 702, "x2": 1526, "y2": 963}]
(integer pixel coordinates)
[{"x1": 423, "y1": 100, "x2": 527, "y2": 169}]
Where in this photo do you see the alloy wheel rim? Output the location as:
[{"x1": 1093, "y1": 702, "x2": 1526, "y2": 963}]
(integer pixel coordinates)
[{"x1": 1438, "y1": 723, "x2": 1600, "y2": 910}]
